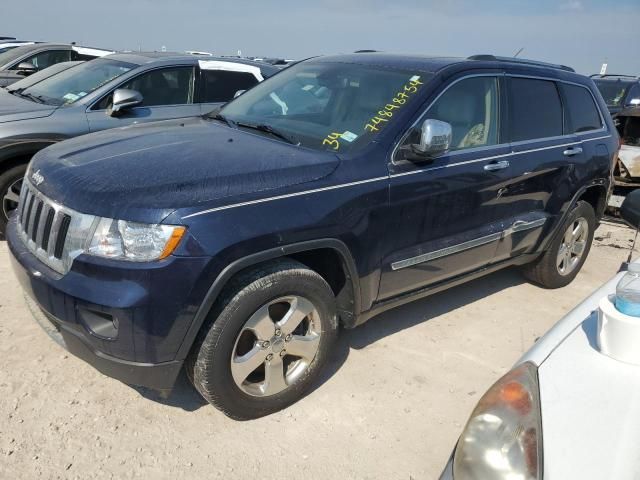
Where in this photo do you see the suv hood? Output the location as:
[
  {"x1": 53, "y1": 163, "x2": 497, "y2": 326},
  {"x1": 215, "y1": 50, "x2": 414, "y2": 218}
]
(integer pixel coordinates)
[
  {"x1": 0, "y1": 88, "x2": 58, "y2": 123},
  {"x1": 29, "y1": 117, "x2": 340, "y2": 223}
]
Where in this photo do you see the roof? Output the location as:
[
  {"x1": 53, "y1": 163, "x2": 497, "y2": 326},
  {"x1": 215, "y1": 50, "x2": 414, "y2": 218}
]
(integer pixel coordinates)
[
  {"x1": 306, "y1": 52, "x2": 588, "y2": 82},
  {"x1": 103, "y1": 52, "x2": 280, "y2": 76},
  {"x1": 309, "y1": 53, "x2": 465, "y2": 73}
]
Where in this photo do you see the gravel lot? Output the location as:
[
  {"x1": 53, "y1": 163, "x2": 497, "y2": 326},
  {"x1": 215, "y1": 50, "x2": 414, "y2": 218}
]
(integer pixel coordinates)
[{"x1": 0, "y1": 220, "x2": 636, "y2": 480}]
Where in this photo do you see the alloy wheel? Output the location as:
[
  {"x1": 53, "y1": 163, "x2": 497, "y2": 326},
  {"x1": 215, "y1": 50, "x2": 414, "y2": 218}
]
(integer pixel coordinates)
[
  {"x1": 556, "y1": 217, "x2": 588, "y2": 276},
  {"x1": 230, "y1": 295, "x2": 322, "y2": 397},
  {"x1": 2, "y1": 177, "x2": 22, "y2": 220}
]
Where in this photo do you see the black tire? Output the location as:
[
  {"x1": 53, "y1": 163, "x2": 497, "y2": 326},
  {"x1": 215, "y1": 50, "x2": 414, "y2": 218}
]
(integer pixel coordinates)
[
  {"x1": 523, "y1": 200, "x2": 596, "y2": 288},
  {"x1": 186, "y1": 259, "x2": 338, "y2": 420},
  {"x1": 0, "y1": 163, "x2": 27, "y2": 236}
]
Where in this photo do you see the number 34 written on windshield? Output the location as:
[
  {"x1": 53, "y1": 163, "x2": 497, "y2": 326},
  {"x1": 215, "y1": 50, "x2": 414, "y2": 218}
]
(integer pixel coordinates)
[{"x1": 364, "y1": 76, "x2": 424, "y2": 134}]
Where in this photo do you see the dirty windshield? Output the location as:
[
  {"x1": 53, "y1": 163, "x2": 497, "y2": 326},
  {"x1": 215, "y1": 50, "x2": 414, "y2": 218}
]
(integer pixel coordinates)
[
  {"x1": 220, "y1": 62, "x2": 431, "y2": 153},
  {"x1": 594, "y1": 79, "x2": 633, "y2": 107}
]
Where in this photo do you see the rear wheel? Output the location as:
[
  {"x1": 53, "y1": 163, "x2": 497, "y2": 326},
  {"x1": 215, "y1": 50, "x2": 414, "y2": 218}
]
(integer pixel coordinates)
[
  {"x1": 186, "y1": 260, "x2": 338, "y2": 419},
  {"x1": 0, "y1": 164, "x2": 27, "y2": 236},
  {"x1": 523, "y1": 200, "x2": 595, "y2": 288}
]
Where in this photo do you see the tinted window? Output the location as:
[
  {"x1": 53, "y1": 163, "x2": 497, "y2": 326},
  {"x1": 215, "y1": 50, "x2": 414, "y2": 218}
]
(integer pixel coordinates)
[
  {"x1": 424, "y1": 76, "x2": 499, "y2": 150},
  {"x1": 16, "y1": 50, "x2": 72, "y2": 70},
  {"x1": 562, "y1": 84, "x2": 602, "y2": 133},
  {"x1": 509, "y1": 78, "x2": 563, "y2": 142},
  {"x1": 627, "y1": 84, "x2": 640, "y2": 105},
  {"x1": 202, "y1": 70, "x2": 259, "y2": 103},
  {"x1": 118, "y1": 67, "x2": 194, "y2": 107}
]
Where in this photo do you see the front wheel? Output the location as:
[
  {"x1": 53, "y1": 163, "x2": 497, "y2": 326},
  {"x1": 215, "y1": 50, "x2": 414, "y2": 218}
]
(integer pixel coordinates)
[
  {"x1": 523, "y1": 200, "x2": 595, "y2": 288},
  {"x1": 186, "y1": 260, "x2": 338, "y2": 420},
  {"x1": 0, "y1": 164, "x2": 27, "y2": 236}
]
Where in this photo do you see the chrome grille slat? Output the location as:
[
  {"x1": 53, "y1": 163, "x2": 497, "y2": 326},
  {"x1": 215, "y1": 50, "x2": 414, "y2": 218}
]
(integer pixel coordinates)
[{"x1": 16, "y1": 179, "x2": 89, "y2": 275}]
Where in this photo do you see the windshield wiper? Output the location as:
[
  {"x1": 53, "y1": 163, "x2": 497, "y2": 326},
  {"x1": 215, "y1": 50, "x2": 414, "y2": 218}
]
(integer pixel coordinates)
[
  {"x1": 11, "y1": 90, "x2": 46, "y2": 104},
  {"x1": 236, "y1": 122, "x2": 298, "y2": 145},
  {"x1": 209, "y1": 112, "x2": 237, "y2": 129}
]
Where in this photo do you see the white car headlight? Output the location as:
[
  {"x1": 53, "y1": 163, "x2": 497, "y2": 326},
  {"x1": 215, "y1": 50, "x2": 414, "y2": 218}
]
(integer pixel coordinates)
[
  {"x1": 88, "y1": 218, "x2": 186, "y2": 261},
  {"x1": 453, "y1": 362, "x2": 542, "y2": 480}
]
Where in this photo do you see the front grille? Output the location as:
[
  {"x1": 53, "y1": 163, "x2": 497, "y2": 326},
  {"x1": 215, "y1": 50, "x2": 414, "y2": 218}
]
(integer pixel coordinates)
[{"x1": 16, "y1": 180, "x2": 83, "y2": 275}]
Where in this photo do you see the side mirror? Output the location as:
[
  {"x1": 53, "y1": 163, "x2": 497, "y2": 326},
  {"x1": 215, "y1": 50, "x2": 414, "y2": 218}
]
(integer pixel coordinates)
[
  {"x1": 108, "y1": 88, "x2": 143, "y2": 116},
  {"x1": 412, "y1": 119, "x2": 452, "y2": 157},
  {"x1": 16, "y1": 62, "x2": 37, "y2": 76},
  {"x1": 629, "y1": 99, "x2": 640, "y2": 107},
  {"x1": 234, "y1": 89, "x2": 246, "y2": 98},
  {"x1": 621, "y1": 189, "x2": 640, "y2": 229}
]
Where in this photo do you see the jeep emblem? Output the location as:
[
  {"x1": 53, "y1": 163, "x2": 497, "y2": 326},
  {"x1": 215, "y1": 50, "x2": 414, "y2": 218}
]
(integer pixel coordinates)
[{"x1": 31, "y1": 169, "x2": 44, "y2": 186}]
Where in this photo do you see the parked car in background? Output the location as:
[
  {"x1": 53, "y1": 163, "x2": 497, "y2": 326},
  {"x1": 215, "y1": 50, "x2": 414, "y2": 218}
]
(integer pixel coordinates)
[
  {"x1": 0, "y1": 40, "x2": 37, "y2": 54},
  {"x1": 0, "y1": 43, "x2": 113, "y2": 87},
  {"x1": 440, "y1": 192, "x2": 640, "y2": 480},
  {"x1": 0, "y1": 53, "x2": 277, "y2": 233},
  {"x1": 613, "y1": 106, "x2": 640, "y2": 182},
  {"x1": 7, "y1": 53, "x2": 617, "y2": 419},
  {"x1": 3, "y1": 61, "x2": 84, "y2": 92},
  {"x1": 593, "y1": 74, "x2": 640, "y2": 115}
]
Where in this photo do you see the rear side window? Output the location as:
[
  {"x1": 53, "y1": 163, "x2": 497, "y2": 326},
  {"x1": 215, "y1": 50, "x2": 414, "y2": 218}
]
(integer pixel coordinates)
[
  {"x1": 201, "y1": 70, "x2": 259, "y2": 103},
  {"x1": 509, "y1": 78, "x2": 563, "y2": 142},
  {"x1": 562, "y1": 84, "x2": 602, "y2": 133}
]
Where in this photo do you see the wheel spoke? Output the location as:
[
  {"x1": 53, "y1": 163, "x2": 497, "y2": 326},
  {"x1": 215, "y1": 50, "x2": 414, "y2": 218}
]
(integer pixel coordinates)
[
  {"x1": 231, "y1": 346, "x2": 268, "y2": 385},
  {"x1": 557, "y1": 246, "x2": 567, "y2": 270},
  {"x1": 564, "y1": 227, "x2": 573, "y2": 244},
  {"x1": 278, "y1": 297, "x2": 315, "y2": 335},
  {"x1": 572, "y1": 221, "x2": 584, "y2": 241},
  {"x1": 262, "y1": 355, "x2": 287, "y2": 395},
  {"x1": 243, "y1": 305, "x2": 275, "y2": 340},
  {"x1": 4, "y1": 189, "x2": 20, "y2": 204},
  {"x1": 286, "y1": 334, "x2": 320, "y2": 362}
]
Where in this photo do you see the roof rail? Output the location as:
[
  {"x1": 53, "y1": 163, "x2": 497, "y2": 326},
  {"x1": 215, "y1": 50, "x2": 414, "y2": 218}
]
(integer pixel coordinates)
[
  {"x1": 590, "y1": 74, "x2": 640, "y2": 80},
  {"x1": 467, "y1": 54, "x2": 575, "y2": 72}
]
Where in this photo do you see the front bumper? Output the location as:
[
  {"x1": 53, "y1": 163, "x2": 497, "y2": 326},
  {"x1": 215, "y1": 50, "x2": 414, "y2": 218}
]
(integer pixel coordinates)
[{"x1": 7, "y1": 215, "x2": 210, "y2": 390}]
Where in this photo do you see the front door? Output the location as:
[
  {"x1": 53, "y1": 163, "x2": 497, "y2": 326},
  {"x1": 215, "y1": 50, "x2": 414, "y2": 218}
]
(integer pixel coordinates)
[
  {"x1": 86, "y1": 66, "x2": 200, "y2": 132},
  {"x1": 379, "y1": 74, "x2": 513, "y2": 300}
]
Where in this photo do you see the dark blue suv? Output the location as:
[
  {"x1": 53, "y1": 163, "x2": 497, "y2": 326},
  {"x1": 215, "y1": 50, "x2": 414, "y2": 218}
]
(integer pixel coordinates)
[{"x1": 7, "y1": 53, "x2": 618, "y2": 419}]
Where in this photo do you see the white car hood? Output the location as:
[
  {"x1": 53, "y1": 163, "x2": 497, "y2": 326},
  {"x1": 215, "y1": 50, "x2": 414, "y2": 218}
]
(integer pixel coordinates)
[{"x1": 520, "y1": 270, "x2": 640, "y2": 479}]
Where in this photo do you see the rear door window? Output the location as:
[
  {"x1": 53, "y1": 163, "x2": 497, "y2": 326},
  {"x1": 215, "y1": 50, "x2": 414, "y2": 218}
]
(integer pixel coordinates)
[
  {"x1": 561, "y1": 84, "x2": 602, "y2": 133},
  {"x1": 509, "y1": 78, "x2": 563, "y2": 142},
  {"x1": 201, "y1": 70, "x2": 259, "y2": 103}
]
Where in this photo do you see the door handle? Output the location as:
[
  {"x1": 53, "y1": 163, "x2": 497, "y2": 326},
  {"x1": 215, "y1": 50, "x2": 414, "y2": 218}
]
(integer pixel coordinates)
[
  {"x1": 563, "y1": 147, "x2": 583, "y2": 156},
  {"x1": 484, "y1": 160, "x2": 510, "y2": 171}
]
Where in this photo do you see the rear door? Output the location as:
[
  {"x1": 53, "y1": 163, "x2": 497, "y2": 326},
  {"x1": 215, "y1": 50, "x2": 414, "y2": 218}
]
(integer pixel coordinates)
[
  {"x1": 379, "y1": 74, "x2": 513, "y2": 299},
  {"x1": 493, "y1": 76, "x2": 583, "y2": 262},
  {"x1": 86, "y1": 65, "x2": 200, "y2": 132}
]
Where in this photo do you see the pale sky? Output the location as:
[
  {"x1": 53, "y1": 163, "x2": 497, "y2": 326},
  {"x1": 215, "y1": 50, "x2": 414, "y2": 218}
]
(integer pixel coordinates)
[{"x1": 3, "y1": 0, "x2": 639, "y2": 75}]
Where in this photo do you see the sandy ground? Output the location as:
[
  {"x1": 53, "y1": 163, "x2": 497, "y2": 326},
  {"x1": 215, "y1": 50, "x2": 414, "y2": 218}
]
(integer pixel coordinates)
[{"x1": 0, "y1": 220, "x2": 636, "y2": 480}]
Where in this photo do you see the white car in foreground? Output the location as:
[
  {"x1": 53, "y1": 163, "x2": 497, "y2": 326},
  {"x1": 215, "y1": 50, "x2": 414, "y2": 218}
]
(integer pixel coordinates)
[{"x1": 441, "y1": 191, "x2": 640, "y2": 480}]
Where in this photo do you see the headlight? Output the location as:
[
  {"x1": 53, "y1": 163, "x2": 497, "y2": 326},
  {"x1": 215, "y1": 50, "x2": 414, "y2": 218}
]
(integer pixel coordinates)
[
  {"x1": 453, "y1": 362, "x2": 542, "y2": 480},
  {"x1": 88, "y1": 218, "x2": 186, "y2": 261}
]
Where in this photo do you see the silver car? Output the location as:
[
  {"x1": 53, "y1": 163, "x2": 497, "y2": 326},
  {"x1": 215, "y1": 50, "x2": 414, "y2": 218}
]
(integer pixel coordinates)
[{"x1": 0, "y1": 52, "x2": 278, "y2": 234}]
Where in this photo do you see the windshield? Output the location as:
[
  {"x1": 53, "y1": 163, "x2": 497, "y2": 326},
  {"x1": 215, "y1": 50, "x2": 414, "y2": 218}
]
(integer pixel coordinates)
[
  {"x1": 0, "y1": 46, "x2": 29, "y2": 67},
  {"x1": 0, "y1": 46, "x2": 19, "y2": 55},
  {"x1": 594, "y1": 79, "x2": 633, "y2": 107},
  {"x1": 220, "y1": 62, "x2": 431, "y2": 153},
  {"x1": 7, "y1": 61, "x2": 83, "y2": 92},
  {"x1": 19, "y1": 58, "x2": 136, "y2": 106}
]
